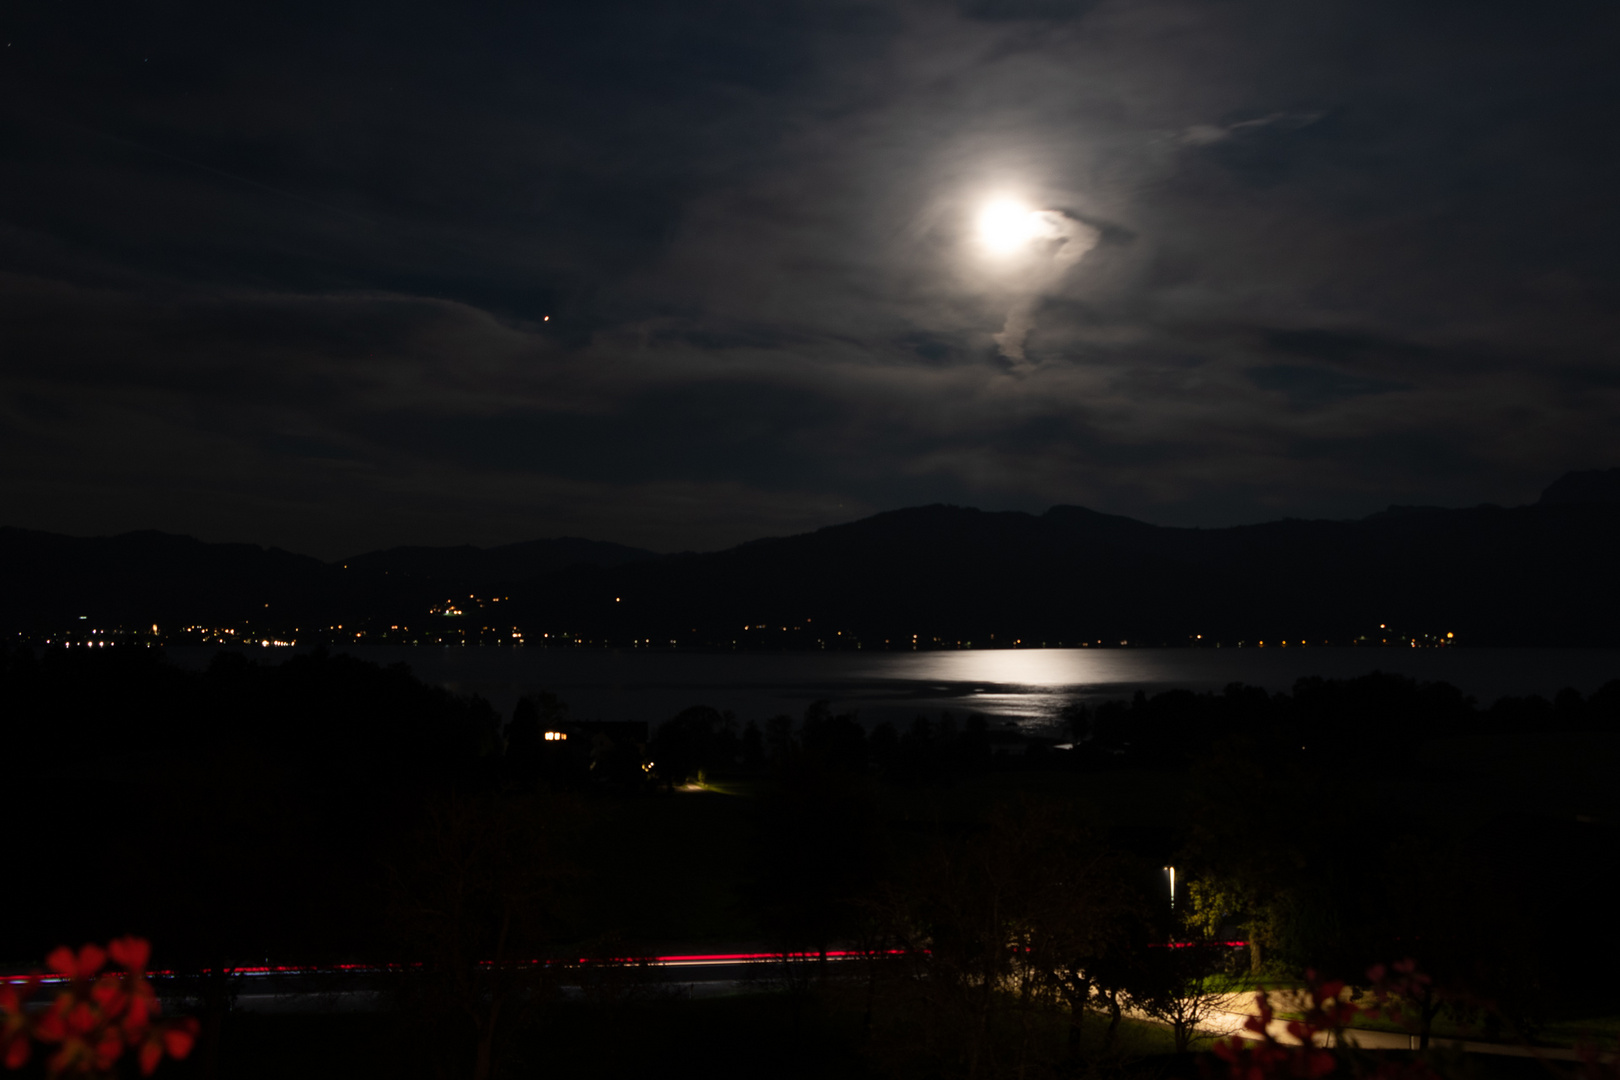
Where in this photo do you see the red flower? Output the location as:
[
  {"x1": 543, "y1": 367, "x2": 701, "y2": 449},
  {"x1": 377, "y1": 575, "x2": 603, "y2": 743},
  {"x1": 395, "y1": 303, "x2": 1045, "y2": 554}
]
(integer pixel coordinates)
[
  {"x1": 93, "y1": 1030, "x2": 124, "y2": 1071},
  {"x1": 121, "y1": 991, "x2": 151, "y2": 1039},
  {"x1": 0, "y1": 986, "x2": 31, "y2": 1071},
  {"x1": 1301, "y1": 1048, "x2": 1336, "y2": 1078},
  {"x1": 6, "y1": 939, "x2": 194, "y2": 1078},
  {"x1": 108, "y1": 938, "x2": 150, "y2": 976},
  {"x1": 45, "y1": 946, "x2": 106, "y2": 981},
  {"x1": 2, "y1": 1035, "x2": 28, "y2": 1070},
  {"x1": 89, "y1": 978, "x2": 127, "y2": 1019},
  {"x1": 33, "y1": 1001, "x2": 68, "y2": 1043},
  {"x1": 137, "y1": 1039, "x2": 163, "y2": 1077},
  {"x1": 66, "y1": 1001, "x2": 97, "y2": 1037},
  {"x1": 161, "y1": 1020, "x2": 197, "y2": 1060},
  {"x1": 46, "y1": 1035, "x2": 89, "y2": 1077}
]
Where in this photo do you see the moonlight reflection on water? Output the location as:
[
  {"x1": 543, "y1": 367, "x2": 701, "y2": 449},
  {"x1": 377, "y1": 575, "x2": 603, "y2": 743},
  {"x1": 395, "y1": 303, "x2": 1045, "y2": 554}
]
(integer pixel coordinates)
[{"x1": 170, "y1": 646, "x2": 1620, "y2": 734}]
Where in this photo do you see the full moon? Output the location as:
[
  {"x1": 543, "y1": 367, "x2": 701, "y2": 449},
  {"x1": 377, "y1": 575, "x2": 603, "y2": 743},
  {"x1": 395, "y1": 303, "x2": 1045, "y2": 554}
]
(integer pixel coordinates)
[{"x1": 977, "y1": 199, "x2": 1042, "y2": 254}]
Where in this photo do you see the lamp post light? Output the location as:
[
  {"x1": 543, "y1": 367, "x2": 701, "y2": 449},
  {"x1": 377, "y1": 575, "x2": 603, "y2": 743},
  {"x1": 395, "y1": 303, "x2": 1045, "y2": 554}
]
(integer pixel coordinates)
[{"x1": 1163, "y1": 865, "x2": 1176, "y2": 910}]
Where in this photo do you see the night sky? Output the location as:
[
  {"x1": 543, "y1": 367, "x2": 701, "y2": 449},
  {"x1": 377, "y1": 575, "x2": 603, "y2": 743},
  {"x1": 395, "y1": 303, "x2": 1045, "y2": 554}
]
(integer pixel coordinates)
[{"x1": 3, "y1": 0, "x2": 1617, "y2": 559}]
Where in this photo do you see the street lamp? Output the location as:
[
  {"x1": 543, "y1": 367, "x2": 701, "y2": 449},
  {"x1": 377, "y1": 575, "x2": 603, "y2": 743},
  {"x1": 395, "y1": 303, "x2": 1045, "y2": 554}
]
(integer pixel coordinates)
[{"x1": 1163, "y1": 866, "x2": 1176, "y2": 909}]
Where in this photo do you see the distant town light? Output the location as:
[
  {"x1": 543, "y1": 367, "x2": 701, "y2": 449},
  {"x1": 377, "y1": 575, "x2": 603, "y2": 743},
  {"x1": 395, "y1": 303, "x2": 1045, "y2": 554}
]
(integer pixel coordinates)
[{"x1": 544, "y1": 731, "x2": 567, "y2": 741}]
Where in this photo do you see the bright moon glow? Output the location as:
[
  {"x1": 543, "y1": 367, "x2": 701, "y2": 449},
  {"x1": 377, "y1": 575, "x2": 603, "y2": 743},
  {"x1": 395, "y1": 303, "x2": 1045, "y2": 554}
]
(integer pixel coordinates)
[{"x1": 978, "y1": 200, "x2": 1042, "y2": 254}]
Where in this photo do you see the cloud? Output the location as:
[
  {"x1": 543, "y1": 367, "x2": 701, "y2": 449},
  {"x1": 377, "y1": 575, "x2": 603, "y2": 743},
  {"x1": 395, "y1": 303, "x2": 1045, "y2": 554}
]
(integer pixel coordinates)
[
  {"x1": 1244, "y1": 364, "x2": 1411, "y2": 410},
  {"x1": 1178, "y1": 111, "x2": 1324, "y2": 147},
  {"x1": 992, "y1": 302, "x2": 1039, "y2": 364},
  {"x1": 1, "y1": 0, "x2": 1617, "y2": 551},
  {"x1": 989, "y1": 209, "x2": 1102, "y2": 364}
]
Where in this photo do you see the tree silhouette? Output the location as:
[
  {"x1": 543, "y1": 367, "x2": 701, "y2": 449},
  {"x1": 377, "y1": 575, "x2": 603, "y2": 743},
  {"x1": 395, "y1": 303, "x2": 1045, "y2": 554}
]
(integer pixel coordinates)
[{"x1": 385, "y1": 791, "x2": 579, "y2": 1080}]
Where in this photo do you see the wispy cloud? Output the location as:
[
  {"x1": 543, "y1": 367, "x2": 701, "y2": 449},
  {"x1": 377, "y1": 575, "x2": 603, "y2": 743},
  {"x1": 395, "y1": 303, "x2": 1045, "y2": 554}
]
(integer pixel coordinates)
[{"x1": 1178, "y1": 111, "x2": 1324, "y2": 147}]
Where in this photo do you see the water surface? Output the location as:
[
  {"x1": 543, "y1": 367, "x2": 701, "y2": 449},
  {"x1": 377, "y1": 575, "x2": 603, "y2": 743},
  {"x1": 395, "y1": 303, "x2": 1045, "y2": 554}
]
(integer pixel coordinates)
[{"x1": 168, "y1": 646, "x2": 1620, "y2": 733}]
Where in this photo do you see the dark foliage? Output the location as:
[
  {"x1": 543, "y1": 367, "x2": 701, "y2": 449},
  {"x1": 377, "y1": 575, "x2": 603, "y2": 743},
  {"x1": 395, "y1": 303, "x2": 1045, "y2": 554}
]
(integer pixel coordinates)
[
  {"x1": 0, "y1": 644, "x2": 501, "y2": 967},
  {"x1": 5, "y1": 642, "x2": 1619, "y2": 1079},
  {"x1": 647, "y1": 704, "x2": 737, "y2": 787}
]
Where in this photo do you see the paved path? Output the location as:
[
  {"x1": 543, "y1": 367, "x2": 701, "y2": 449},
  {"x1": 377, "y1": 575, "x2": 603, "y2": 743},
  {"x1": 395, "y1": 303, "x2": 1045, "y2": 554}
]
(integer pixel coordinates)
[
  {"x1": 1203, "y1": 990, "x2": 1588, "y2": 1062},
  {"x1": 13, "y1": 955, "x2": 1599, "y2": 1062}
]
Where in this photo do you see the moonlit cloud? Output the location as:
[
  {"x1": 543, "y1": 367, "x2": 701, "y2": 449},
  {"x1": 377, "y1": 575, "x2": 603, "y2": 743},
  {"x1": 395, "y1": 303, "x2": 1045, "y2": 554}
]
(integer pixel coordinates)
[
  {"x1": 0, "y1": 0, "x2": 1616, "y2": 555},
  {"x1": 977, "y1": 207, "x2": 1103, "y2": 365},
  {"x1": 1178, "y1": 111, "x2": 1325, "y2": 147}
]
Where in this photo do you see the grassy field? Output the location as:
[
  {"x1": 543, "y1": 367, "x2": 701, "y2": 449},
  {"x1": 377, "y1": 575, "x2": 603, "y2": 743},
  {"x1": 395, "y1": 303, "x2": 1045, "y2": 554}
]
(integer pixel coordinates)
[
  {"x1": 172, "y1": 986, "x2": 1613, "y2": 1080},
  {"x1": 176, "y1": 983, "x2": 1205, "y2": 1080},
  {"x1": 170, "y1": 756, "x2": 1618, "y2": 1080},
  {"x1": 566, "y1": 767, "x2": 1193, "y2": 950},
  {"x1": 572, "y1": 785, "x2": 763, "y2": 945}
]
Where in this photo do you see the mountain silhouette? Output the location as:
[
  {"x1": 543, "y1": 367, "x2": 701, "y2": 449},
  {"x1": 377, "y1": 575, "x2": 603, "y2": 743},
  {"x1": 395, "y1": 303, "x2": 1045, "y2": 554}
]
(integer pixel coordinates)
[
  {"x1": 4, "y1": 473, "x2": 1618, "y2": 646},
  {"x1": 530, "y1": 497, "x2": 1620, "y2": 646},
  {"x1": 342, "y1": 537, "x2": 662, "y2": 585},
  {"x1": 1538, "y1": 468, "x2": 1620, "y2": 505}
]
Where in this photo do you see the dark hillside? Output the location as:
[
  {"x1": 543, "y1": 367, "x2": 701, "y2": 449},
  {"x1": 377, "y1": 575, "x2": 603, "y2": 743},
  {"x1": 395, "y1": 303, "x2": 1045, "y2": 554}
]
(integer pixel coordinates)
[
  {"x1": 341, "y1": 536, "x2": 663, "y2": 586},
  {"x1": 4, "y1": 471, "x2": 1618, "y2": 644},
  {"x1": 0, "y1": 526, "x2": 346, "y2": 630},
  {"x1": 524, "y1": 499, "x2": 1620, "y2": 646}
]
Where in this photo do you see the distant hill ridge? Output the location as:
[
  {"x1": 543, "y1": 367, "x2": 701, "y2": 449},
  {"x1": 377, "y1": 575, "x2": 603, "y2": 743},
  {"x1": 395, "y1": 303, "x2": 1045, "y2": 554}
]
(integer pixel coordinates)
[
  {"x1": 1539, "y1": 468, "x2": 1620, "y2": 505},
  {"x1": 3, "y1": 468, "x2": 1617, "y2": 644},
  {"x1": 343, "y1": 536, "x2": 663, "y2": 583}
]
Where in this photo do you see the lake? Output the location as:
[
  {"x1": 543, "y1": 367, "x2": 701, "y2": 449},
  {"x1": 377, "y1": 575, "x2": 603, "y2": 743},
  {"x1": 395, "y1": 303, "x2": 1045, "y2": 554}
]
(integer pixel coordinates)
[{"x1": 167, "y1": 646, "x2": 1620, "y2": 733}]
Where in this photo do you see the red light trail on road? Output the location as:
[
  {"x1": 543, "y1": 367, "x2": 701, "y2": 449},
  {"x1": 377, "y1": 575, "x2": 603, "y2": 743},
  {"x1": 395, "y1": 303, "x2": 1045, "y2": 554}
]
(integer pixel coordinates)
[
  {"x1": 1, "y1": 949, "x2": 919, "y2": 986},
  {"x1": 5, "y1": 945, "x2": 1248, "y2": 985}
]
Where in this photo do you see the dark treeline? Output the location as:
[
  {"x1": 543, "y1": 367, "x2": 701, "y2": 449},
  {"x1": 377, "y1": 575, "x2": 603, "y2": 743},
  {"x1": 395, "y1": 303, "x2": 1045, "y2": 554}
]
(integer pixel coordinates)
[
  {"x1": 1, "y1": 645, "x2": 502, "y2": 960},
  {"x1": 638, "y1": 673, "x2": 1620, "y2": 781},
  {"x1": 3, "y1": 645, "x2": 1619, "y2": 1079},
  {"x1": 1070, "y1": 674, "x2": 1620, "y2": 767}
]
